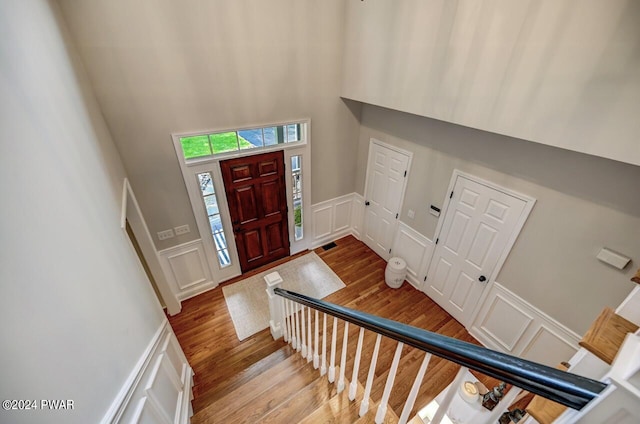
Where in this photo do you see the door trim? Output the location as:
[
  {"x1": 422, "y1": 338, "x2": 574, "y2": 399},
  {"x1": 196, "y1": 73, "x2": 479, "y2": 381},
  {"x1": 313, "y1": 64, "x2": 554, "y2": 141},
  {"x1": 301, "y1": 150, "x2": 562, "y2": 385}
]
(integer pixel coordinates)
[
  {"x1": 172, "y1": 119, "x2": 312, "y2": 284},
  {"x1": 425, "y1": 169, "x2": 536, "y2": 327},
  {"x1": 362, "y1": 138, "x2": 413, "y2": 260},
  {"x1": 120, "y1": 179, "x2": 181, "y2": 315}
]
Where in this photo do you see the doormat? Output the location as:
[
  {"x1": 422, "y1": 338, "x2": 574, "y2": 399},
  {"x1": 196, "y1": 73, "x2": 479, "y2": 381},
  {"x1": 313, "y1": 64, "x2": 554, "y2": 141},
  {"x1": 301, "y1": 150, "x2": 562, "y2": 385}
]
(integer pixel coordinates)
[
  {"x1": 222, "y1": 252, "x2": 346, "y2": 341},
  {"x1": 322, "y1": 242, "x2": 337, "y2": 251}
]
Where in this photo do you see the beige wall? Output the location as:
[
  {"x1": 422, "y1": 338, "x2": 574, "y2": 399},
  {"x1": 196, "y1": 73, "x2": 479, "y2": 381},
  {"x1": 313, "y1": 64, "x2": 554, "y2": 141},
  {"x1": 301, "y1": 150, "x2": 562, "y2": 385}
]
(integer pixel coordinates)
[
  {"x1": 356, "y1": 104, "x2": 640, "y2": 335},
  {"x1": 57, "y1": 0, "x2": 362, "y2": 250},
  {"x1": 343, "y1": 0, "x2": 640, "y2": 167},
  {"x1": 0, "y1": 1, "x2": 165, "y2": 422}
]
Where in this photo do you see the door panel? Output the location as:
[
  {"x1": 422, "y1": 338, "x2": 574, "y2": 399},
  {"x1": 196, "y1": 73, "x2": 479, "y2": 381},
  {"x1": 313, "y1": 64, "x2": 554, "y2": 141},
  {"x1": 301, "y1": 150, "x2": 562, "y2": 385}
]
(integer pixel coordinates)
[
  {"x1": 425, "y1": 176, "x2": 528, "y2": 327},
  {"x1": 363, "y1": 142, "x2": 410, "y2": 259},
  {"x1": 221, "y1": 151, "x2": 290, "y2": 272}
]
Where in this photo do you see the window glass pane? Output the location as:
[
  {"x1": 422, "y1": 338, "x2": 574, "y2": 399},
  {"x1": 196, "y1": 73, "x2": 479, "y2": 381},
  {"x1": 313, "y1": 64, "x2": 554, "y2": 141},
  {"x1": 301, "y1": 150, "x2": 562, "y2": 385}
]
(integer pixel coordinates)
[
  {"x1": 209, "y1": 132, "x2": 240, "y2": 154},
  {"x1": 263, "y1": 127, "x2": 278, "y2": 146},
  {"x1": 286, "y1": 124, "x2": 300, "y2": 142},
  {"x1": 291, "y1": 156, "x2": 300, "y2": 171},
  {"x1": 198, "y1": 173, "x2": 214, "y2": 196},
  {"x1": 209, "y1": 214, "x2": 223, "y2": 233},
  {"x1": 181, "y1": 135, "x2": 211, "y2": 159},
  {"x1": 212, "y1": 230, "x2": 227, "y2": 249},
  {"x1": 218, "y1": 249, "x2": 231, "y2": 267},
  {"x1": 204, "y1": 195, "x2": 219, "y2": 216},
  {"x1": 238, "y1": 129, "x2": 263, "y2": 150}
]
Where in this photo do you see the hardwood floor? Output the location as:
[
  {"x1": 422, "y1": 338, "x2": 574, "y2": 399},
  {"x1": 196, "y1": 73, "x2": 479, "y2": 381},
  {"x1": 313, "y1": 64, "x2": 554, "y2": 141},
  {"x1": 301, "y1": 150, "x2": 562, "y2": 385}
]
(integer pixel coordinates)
[{"x1": 168, "y1": 235, "x2": 506, "y2": 421}]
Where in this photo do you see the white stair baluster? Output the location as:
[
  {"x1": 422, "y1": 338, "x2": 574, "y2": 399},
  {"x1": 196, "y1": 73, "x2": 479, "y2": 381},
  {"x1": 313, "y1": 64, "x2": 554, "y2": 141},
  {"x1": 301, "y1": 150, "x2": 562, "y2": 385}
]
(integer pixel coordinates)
[
  {"x1": 328, "y1": 317, "x2": 338, "y2": 383},
  {"x1": 281, "y1": 296, "x2": 288, "y2": 343},
  {"x1": 313, "y1": 310, "x2": 319, "y2": 369},
  {"x1": 480, "y1": 386, "x2": 522, "y2": 424},
  {"x1": 337, "y1": 322, "x2": 349, "y2": 393},
  {"x1": 398, "y1": 352, "x2": 432, "y2": 424},
  {"x1": 294, "y1": 302, "x2": 301, "y2": 352},
  {"x1": 307, "y1": 306, "x2": 313, "y2": 362},
  {"x1": 431, "y1": 366, "x2": 468, "y2": 424},
  {"x1": 287, "y1": 300, "x2": 295, "y2": 349},
  {"x1": 321, "y1": 313, "x2": 327, "y2": 376},
  {"x1": 359, "y1": 334, "x2": 382, "y2": 417},
  {"x1": 287, "y1": 300, "x2": 293, "y2": 345},
  {"x1": 349, "y1": 327, "x2": 365, "y2": 401},
  {"x1": 375, "y1": 342, "x2": 404, "y2": 424},
  {"x1": 300, "y1": 305, "x2": 307, "y2": 357}
]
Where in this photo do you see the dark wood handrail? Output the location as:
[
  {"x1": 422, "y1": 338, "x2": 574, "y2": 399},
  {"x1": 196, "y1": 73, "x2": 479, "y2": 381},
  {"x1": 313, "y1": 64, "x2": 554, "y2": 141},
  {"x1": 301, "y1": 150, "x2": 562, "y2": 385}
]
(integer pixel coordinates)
[{"x1": 274, "y1": 288, "x2": 606, "y2": 410}]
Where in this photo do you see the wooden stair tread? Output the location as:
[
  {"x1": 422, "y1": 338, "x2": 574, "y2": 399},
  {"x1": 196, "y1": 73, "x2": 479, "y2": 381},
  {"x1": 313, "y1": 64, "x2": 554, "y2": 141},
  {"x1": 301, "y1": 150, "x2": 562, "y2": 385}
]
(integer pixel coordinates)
[
  {"x1": 525, "y1": 363, "x2": 570, "y2": 424},
  {"x1": 258, "y1": 369, "x2": 339, "y2": 423},
  {"x1": 191, "y1": 342, "x2": 291, "y2": 410},
  {"x1": 579, "y1": 307, "x2": 638, "y2": 365},
  {"x1": 191, "y1": 348, "x2": 312, "y2": 423},
  {"x1": 526, "y1": 395, "x2": 567, "y2": 424}
]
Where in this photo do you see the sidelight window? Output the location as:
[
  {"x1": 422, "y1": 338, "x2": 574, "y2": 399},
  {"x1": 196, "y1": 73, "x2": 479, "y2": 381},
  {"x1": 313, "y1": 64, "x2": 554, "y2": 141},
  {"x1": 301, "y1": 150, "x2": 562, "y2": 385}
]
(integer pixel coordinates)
[
  {"x1": 197, "y1": 172, "x2": 231, "y2": 268},
  {"x1": 291, "y1": 155, "x2": 303, "y2": 241}
]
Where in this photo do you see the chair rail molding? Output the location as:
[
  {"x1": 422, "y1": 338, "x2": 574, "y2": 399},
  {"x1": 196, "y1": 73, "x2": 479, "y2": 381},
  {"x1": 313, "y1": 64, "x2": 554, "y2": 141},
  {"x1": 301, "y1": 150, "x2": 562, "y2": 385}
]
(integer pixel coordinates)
[{"x1": 101, "y1": 320, "x2": 194, "y2": 424}]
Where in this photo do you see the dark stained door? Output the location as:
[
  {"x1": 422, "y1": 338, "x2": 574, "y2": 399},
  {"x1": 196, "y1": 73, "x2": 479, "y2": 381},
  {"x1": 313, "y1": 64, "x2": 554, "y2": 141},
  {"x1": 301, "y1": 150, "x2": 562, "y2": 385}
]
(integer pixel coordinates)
[{"x1": 220, "y1": 151, "x2": 290, "y2": 272}]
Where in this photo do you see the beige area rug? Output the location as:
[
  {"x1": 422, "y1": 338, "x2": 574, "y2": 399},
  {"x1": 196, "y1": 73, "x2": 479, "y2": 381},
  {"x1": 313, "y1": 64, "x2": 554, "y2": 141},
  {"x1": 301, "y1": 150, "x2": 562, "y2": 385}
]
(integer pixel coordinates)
[{"x1": 223, "y1": 252, "x2": 346, "y2": 341}]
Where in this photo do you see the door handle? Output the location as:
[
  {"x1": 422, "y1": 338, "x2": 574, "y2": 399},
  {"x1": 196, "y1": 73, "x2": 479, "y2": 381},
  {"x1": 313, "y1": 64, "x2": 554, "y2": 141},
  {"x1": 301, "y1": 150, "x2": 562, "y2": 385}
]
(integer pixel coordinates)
[
  {"x1": 478, "y1": 275, "x2": 487, "y2": 282},
  {"x1": 365, "y1": 201, "x2": 370, "y2": 206},
  {"x1": 234, "y1": 227, "x2": 240, "y2": 233}
]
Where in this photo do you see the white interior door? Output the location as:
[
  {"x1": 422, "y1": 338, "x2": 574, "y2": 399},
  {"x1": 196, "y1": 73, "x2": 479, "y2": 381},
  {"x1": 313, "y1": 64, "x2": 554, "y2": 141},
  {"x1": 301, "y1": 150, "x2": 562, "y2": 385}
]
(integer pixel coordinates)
[
  {"x1": 362, "y1": 140, "x2": 410, "y2": 260},
  {"x1": 424, "y1": 174, "x2": 532, "y2": 327}
]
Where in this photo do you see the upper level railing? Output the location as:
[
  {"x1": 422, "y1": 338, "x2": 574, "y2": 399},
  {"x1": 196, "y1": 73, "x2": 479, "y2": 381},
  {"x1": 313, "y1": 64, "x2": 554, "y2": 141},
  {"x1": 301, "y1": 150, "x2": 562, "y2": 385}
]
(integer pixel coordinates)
[{"x1": 264, "y1": 280, "x2": 609, "y2": 424}]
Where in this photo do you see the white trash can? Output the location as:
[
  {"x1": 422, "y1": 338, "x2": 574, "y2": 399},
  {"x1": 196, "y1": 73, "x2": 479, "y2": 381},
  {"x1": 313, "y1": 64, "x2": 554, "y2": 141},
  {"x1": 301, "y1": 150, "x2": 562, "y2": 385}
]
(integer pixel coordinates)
[{"x1": 385, "y1": 257, "x2": 407, "y2": 289}]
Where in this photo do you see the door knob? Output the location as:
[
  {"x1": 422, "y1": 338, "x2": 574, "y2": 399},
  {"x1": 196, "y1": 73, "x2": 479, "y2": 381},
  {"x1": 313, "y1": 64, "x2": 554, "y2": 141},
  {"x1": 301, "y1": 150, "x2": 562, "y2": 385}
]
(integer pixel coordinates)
[
  {"x1": 478, "y1": 275, "x2": 487, "y2": 282},
  {"x1": 365, "y1": 201, "x2": 370, "y2": 206}
]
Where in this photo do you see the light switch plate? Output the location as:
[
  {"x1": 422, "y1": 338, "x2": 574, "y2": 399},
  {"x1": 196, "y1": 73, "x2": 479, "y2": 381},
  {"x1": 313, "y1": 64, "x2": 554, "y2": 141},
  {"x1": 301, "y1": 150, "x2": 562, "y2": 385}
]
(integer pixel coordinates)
[
  {"x1": 157, "y1": 229, "x2": 175, "y2": 240},
  {"x1": 407, "y1": 209, "x2": 415, "y2": 219},
  {"x1": 174, "y1": 225, "x2": 190, "y2": 236}
]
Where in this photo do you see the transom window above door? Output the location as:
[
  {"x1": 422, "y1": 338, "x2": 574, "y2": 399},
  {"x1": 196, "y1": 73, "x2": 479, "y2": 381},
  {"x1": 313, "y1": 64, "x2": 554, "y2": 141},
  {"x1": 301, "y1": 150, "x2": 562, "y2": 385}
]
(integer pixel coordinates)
[{"x1": 179, "y1": 122, "x2": 306, "y2": 161}]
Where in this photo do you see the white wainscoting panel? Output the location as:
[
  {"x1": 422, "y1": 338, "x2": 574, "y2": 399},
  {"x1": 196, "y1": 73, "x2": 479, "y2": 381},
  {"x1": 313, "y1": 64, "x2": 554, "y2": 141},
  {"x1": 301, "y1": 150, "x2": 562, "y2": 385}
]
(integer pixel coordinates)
[
  {"x1": 470, "y1": 282, "x2": 580, "y2": 367},
  {"x1": 310, "y1": 193, "x2": 356, "y2": 248},
  {"x1": 390, "y1": 221, "x2": 434, "y2": 289},
  {"x1": 102, "y1": 320, "x2": 194, "y2": 424},
  {"x1": 351, "y1": 194, "x2": 365, "y2": 240},
  {"x1": 158, "y1": 239, "x2": 215, "y2": 301}
]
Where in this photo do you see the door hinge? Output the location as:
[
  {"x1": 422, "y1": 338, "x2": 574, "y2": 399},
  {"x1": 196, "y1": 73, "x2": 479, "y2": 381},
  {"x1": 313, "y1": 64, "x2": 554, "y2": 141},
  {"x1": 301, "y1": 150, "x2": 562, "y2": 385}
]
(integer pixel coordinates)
[
  {"x1": 404, "y1": 170, "x2": 407, "y2": 177},
  {"x1": 389, "y1": 248, "x2": 392, "y2": 254},
  {"x1": 395, "y1": 213, "x2": 398, "y2": 219},
  {"x1": 435, "y1": 238, "x2": 439, "y2": 244},
  {"x1": 450, "y1": 191, "x2": 454, "y2": 199}
]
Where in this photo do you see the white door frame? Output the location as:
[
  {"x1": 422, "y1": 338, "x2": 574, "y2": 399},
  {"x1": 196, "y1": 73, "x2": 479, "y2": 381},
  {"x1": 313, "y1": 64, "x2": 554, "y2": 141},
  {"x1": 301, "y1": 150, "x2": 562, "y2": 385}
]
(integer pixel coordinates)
[
  {"x1": 362, "y1": 138, "x2": 413, "y2": 260},
  {"x1": 121, "y1": 179, "x2": 181, "y2": 315},
  {"x1": 171, "y1": 119, "x2": 312, "y2": 284},
  {"x1": 422, "y1": 169, "x2": 536, "y2": 327}
]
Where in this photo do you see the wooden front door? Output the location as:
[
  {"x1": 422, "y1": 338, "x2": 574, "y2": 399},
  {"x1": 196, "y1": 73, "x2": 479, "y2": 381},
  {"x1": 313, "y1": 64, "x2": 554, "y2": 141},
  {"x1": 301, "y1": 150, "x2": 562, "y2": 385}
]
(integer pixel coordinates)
[{"x1": 220, "y1": 151, "x2": 290, "y2": 272}]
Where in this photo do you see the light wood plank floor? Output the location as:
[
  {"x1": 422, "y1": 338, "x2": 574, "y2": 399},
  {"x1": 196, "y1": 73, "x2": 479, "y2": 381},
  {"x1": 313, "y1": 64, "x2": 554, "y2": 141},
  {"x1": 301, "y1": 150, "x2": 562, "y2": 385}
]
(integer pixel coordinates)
[{"x1": 168, "y1": 235, "x2": 507, "y2": 419}]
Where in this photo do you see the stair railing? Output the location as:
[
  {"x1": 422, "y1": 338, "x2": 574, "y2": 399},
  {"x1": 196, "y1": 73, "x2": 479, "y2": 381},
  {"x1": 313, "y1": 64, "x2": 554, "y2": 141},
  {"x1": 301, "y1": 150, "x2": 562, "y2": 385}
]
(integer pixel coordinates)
[{"x1": 265, "y1": 277, "x2": 608, "y2": 424}]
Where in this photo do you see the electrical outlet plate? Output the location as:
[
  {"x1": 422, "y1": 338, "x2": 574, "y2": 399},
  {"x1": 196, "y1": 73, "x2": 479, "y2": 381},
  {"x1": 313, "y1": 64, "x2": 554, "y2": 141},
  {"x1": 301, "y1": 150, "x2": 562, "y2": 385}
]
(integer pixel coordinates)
[
  {"x1": 157, "y1": 229, "x2": 175, "y2": 240},
  {"x1": 174, "y1": 225, "x2": 190, "y2": 236}
]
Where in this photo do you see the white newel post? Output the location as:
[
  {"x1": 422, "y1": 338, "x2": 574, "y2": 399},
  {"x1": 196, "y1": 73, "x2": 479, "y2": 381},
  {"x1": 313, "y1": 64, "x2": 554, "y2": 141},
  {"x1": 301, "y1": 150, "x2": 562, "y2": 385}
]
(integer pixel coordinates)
[{"x1": 265, "y1": 271, "x2": 284, "y2": 340}]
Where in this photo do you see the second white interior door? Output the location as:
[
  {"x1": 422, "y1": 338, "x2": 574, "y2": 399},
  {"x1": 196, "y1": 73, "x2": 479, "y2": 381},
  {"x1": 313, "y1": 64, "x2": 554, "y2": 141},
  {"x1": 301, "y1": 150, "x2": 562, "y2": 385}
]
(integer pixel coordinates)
[
  {"x1": 424, "y1": 174, "x2": 531, "y2": 327},
  {"x1": 362, "y1": 140, "x2": 410, "y2": 260}
]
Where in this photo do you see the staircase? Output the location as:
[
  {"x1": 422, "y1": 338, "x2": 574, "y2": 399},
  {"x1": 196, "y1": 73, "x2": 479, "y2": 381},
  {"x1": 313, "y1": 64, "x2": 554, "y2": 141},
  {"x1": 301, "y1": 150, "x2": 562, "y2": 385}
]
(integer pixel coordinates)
[{"x1": 190, "y1": 344, "x2": 399, "y2": 423}]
